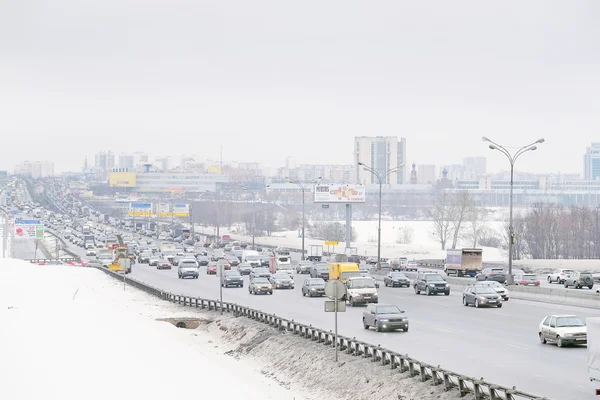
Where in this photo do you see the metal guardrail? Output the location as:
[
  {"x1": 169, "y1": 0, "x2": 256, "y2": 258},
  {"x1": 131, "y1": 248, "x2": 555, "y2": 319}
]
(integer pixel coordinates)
[
  {"x1": 28, "y1": 258, "x2": 82, "y2": 263},
  {"x1": 95, "y1": 265, "x2": 547, "y2": 400},
  {"x1": 45, "y1": 229, "x2": 81, "y2": 260}
]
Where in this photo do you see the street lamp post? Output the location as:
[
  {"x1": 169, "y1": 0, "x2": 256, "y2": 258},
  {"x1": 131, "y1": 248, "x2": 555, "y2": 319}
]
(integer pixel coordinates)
[
  {"x1": 238, "y1": 184, "x2": 265, "y2": 250},
  {"x1": 358, "y1": 162, "x2": 404, "y2": 271},
  {"x1": 482, "y1": 137, "x2": 544, "y2": 285},
  {"x1": 285, "y1": 177, "x2": 322, "y2": 260},
  {"x1": 203, "y1": 190, "x2": 232, "y2": 246}
]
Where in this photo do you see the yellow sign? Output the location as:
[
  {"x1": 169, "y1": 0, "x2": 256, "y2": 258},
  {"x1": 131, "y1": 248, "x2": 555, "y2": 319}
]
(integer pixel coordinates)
[
  {"x1": 325, "y1": 241, "x2": 339, "y2": 245},
  {"x1": 128, "y1": 211, "x2": 152, "y2": 217},
  {"x1": 109, "y1": 172, "x2": 137, "y2": 188}
]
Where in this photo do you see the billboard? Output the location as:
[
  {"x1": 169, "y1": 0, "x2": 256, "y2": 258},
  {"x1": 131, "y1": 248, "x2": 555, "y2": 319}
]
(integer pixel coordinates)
[
  {"x1": 172, "y1": 203, "x2": 190, "y2": 217},
  {"x1": 14, "y1": 219, "x2": 45, "y2": 239},
  {"x1": 109, "y1": 172, "x2": 137, "y2": 188},
  {"x1": 314, "y1": 184, "x2": 366, "y2": 203},
  {"x1": 156, "y1": 203, "x2": 171, "y2": 217},
  {"x1": 128, "y1": 202, "x2": 152, "y2": 217}
]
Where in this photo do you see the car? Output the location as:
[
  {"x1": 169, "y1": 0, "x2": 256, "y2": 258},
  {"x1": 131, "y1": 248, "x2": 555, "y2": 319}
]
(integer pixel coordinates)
[
  {"x1": 248, "y1": 278, "x2": 273, "y2": 295},
  {"x1": 310, "y1": 262, "x2": 329, "y2": 280},
  {"x1": 178, "y1": 259, "x2": 199, "y2": 279},
  {"x1": 211, "y1": 252, "x2": 225, "y2": 261},
  {"x1": 269, "y1": 272, "x2": 295, "y2": 289},
  {"x1": 296, "y1": 261, "x2": 313, "y2": 274},
  {"x1": 390, "y1": 257, "x2": 408, "y2": 271},
  {"x1": 462, "y1": 284, "x2": 502, "y2": 308},
  {"x1": 383, "y1": 272, "x2": 410, "y2": 287},
  {"x1": 249, "y1": 267, "x2": 271, "y2": 281},
  {"x1": 404, "y1": 261, "x2": 418, "y2": 272},
  {"x1": 539, "y1": 315, "x2": 587, "y2": 347},
  {"x1": 221, "y1": 270, "x2": 244, "y2": 288},
  {"x1": 237, "y1": 262, "x2": 253, "y2": 275},
  {"x1": 156, "y1": 259, "x2": 172, "y2": 270},
  {"x1": 260, "y1": 255, "x2": 271, "y2": 267},
  {"x1": 413, "y1": 272, "x2": 450, "y2": 295},
  {"x1": 474, "y1": 281, "x2": 509, "y2": 301},
  {"x1": 148, "y1": 256, "x2": 161, "y2": 266},
  {"x1": 206, "y1": 262, "x2": 217, "y2": 275},
  {"x1": 85, "y1": 250, "x2": 97, "y2": 257},
  {"x1": 196, "y1": 255, "x2": 210, "y2": 266},
  {"x1": 362, "y1": 304, "x2": 408, "y2": 332},
  {"x1": 226, "y1": 255, "x2": 240, "y2": 267},
  {"x1": 515, "y1": 273, "x2": 540, "y2": 286},
  {"x1": 138, "y1": 251, "x2": 152, "y2": 263},
  {"x1": 547, "y1": 269, "x2": 575, "y2": 284},
  {"x1": 358, "y1": 271, "x2": 379, "y2": 288},
  {"x1": 475, "y1": 268, "x2": 507, "y2": 284},
  {"x1": 86, "y1": 259, "x2": 103, "y2": 268},
  {"x1": 217, "y1": 259, "x2": 231, "y2": 271},
  {"x1": 301, "y1": 278, "x2": 326, "y2": 297},
  {"x1": 564, "y1": 271, "x2": 594, "y2": 289},
  {"x1": 346, "y1": 276, "x2": 379, "y2": 306}
]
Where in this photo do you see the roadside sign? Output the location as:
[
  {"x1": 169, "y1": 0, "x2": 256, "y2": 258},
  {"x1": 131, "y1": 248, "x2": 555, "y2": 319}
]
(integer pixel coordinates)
[
  {"x1": 35, "y1": 224, "x2": 44, "y2": 239},
  {"x1": 325, "y1": 280, "x2": 346, "y2": 300},
  {"x1": 325, "y1": 241, "x2": 339, "y2": 246},
  {"x1": 14, "y1": 219, "x2": 44, "y2": 239},
  {"x1": 324, "y1": 300, "x2": 346, "y2": 312}
]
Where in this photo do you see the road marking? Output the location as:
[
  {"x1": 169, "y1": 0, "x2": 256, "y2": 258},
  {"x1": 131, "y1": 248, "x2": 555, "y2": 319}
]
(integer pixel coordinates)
[
  {"x1": 506, "y1": 343, "x2": 529, "y2": 350},
  {"x1": 435, "y1": 327, "x2": 454, "y2": 333},
  {"x1": 491, "y1": 312, "x2": 511, "y2": 317}
]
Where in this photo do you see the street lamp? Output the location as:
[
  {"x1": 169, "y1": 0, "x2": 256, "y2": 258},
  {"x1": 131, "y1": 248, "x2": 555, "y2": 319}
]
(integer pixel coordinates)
[
  {"x1": 238, "y1": 184, "x2": 265, "y2": 250},
  {"x1": 285, "y1": 176, "x2": 322, "y2": 260},
  {"x1": 482, "y1": 137, "x2": 544, "y2": 285},
  {"x1": 358, "y1": 162, "x2": 405, "y2": 271},
  {"x1": 202, "y1": 190, "x2": 232, "y2": 246}
]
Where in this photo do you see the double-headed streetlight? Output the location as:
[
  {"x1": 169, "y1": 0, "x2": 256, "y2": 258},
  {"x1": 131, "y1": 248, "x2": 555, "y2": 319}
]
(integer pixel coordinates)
[
  {"x1": 482, "y1": 137, "x2": 545, "y2": 285},
  {"x1": 285, "y1": 177, "x2": 322, "y2": 260},
  {"x1": 238, "y1": 184, "x2": 264, "y2": 250},
  {"x1": 358, "y1": 162, "x2": 404, "y2": 271},
  {"x1": 202, "y1": 189, "x2": 232, "y2": 246}
]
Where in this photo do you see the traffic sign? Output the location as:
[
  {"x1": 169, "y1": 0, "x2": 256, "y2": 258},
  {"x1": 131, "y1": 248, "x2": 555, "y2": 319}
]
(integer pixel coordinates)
[
  {"x1": 324, "y1": 300, "x2": 346, "y2": 312},
  {"x1": 325, "y1": 241, "x2": 339, "y2": 246},
  {"x1": 325, "y1": 280, "x2": 346, "y2": 300}
]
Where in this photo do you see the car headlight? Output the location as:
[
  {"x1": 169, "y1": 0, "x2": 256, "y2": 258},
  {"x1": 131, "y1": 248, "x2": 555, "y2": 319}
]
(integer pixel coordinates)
[
  {"x1": 311, "y1": 288, "x2": 316, "y2": 291},
  {"x1": 373, "y1": 293, "x2": 378, "y2": 297},
  {"x1": 429, "y1": 284, "x2": 435, "y2": 287},
  {"x1": 379, "y1": 319, "x2": 389, "y2": 322},
  {"x1": 445, "y1": 283, "x2": 449, "y2": 287},
  {"x1": 479, "y1": 296, "x2": 487, "y2": 302}
]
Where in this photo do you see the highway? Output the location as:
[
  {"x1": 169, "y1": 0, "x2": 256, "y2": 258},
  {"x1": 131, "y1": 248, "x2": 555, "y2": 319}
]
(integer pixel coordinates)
[
  {"x1": 59, "y1": 237, "x2": 597, "y2": 400},
  {"x1": 12, "y1": 238, "x2": 43, "y2": 260}
]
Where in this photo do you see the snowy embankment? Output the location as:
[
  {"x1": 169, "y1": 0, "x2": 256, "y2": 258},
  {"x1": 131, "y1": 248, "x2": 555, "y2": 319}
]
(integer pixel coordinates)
[
  {"x1": 0, "y1": 260, "x2": 467, "y2": 400},
  {"x1": 0, "y1": 260, "x2": 300, "y2": 400}
]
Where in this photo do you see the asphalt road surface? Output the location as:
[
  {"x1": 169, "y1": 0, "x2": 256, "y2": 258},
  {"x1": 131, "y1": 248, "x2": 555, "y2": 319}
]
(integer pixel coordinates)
[{"x1": 12, "y1": 238, "x2": 42, "y2": 260}]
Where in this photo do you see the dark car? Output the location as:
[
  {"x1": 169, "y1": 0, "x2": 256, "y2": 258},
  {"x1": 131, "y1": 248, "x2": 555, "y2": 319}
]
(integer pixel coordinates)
[
  {"x1": 196, "y1": 255, "x2": 210, "y2": 266},
  {"x1": 237, "y1": 262, "x2": 253, "y2": 275},
  {"x1": 221, "y1": 270, "x2": 244, "y2": 288},
  {"x1": 296, "y1": 261, "x2": 313, "y2": 274},
  {"x1": 362, "y1": 304, "x2": 408, "y2": 332},
  {"x1": 476, "y1": 268, "x2": 507, "y2": 284},
  {"x1": 462, "y1": 285, "x2": 502, "y2": 308},
  {"x1": 384, "y1": 272, "x2": 410, "y2": 288},
  {"x1": 301, "y1": 278, "x2": 326, "y2": 297},
  {"x1": 260, "y1": 254, "x2": 271, "y2": 267},
  {"x1": 564, "y1": 271, "x2": 594, "y2": 289},
  {"x1": 227, "y1": 255, "x2": 240, "y2": 267},
  {"x1": 269, "y1": 272, "x2": 294, "y2": 289},
  {"x1": 310, "y1": 263, "x2": 329, "y2": 280},
  {"x1": 414, "y1": 272, "x2": 449, "y2": 296}
]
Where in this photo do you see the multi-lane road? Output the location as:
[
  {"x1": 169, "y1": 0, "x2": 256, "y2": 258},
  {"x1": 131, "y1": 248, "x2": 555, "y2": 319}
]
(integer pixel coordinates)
[
  {"x1": 12, "y1": 238, "x2": 42, "y2": 260},
  {"x1": 53, "y1": 233, "x2": 598, "y2": 400}
]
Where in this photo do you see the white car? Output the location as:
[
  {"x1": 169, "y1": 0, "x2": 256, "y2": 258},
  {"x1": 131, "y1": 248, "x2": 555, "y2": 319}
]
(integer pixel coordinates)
[
  {"x1": 474, "y1": 281, "x2": 509, "y2": 300},
  {"x1": 539, "y1": 315, "x2": 587, "y2": 347},
  {"x1": 547, "y1": 269, "x2": 575, "y2": 284}
]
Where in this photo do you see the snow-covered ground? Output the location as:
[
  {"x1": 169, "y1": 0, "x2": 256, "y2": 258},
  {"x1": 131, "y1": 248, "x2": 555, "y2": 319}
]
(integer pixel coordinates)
[
  {"x1": 0, "y1": 259, "x2": 303, "y2": 400},
  {"x1": 200, "y1": 220, "x2": 506, "y2": 262}
]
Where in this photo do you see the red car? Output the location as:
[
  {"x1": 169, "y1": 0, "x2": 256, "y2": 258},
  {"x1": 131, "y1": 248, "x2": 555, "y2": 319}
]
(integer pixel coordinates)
[
  {"x1": 156, "y1": 260, "x2": 172, "y2": 270},
  {"x1": 516, "y1": 274, "x2": 540, "y2": 286},
  {"x1": 207, "y1": 264, "x2": 217, "y2": 274}
]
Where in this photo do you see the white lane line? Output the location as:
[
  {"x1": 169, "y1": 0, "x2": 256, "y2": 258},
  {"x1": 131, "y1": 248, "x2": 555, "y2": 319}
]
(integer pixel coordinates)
[
  {"x1": 491, "y1": 312, "x2": 511, "y2": 317},
  {"x1": 506, "y1": 343, "x2": 529, "y2": 350}
]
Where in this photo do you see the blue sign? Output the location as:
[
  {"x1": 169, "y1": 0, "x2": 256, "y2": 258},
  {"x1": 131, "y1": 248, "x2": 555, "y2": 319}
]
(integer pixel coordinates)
[
  {"x1": 15, "y1": 219, "x2": 41, "y2": 225},
  {"x1": 9, "y1": 210, "x2": 20, "y2": 215},
  {"x1": 131, "y1": 203, "x2": 151, "y2": 209}
]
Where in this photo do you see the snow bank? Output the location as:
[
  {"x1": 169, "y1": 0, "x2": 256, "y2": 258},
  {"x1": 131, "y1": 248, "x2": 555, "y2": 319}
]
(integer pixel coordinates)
[{"x1": 0, "y1": 259, "x2": 301, "y2": 400}]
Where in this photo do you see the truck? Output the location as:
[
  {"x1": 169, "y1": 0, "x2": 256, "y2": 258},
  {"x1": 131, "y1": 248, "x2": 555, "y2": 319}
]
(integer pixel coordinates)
[
  {"x1": 83, "y1": 234, "x2": 95, "y2": 249},
  {"x1": 589, "y1": 317, "x2": 600, "y2": 394},
  {"x1": 328, "y1": 254, "x2": 361, "y2": 283},
  {"x1": 444, "y1": 248, "x2": 483, "y2": 277},
  {"x1": 161, "y1": 242, "x2": 176, "y2": 254},
  {"x1": 307, "y1": 245, "x2": 323, "y2": 262}
]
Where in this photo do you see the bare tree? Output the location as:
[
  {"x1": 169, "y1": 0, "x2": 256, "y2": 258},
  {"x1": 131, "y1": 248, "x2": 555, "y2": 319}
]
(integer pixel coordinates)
[
  {"x1": 450, "y1": 191, "x2": 472, "y2": 249},
  {"x1": 466, "y1": 207, "x2": 488, "y2": 248},
  {"x1": 430, "y1": 190, "x2": 454, "y2": 250}
]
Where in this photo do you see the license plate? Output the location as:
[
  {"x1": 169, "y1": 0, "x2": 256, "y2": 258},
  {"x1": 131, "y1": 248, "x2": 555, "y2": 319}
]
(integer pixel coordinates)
[
  {"x1": 488, "y1": 300, "x2": 496, "y2": 303},
  {"x1": 577, "y1": 338, "x2": 586, "y2": 341}
]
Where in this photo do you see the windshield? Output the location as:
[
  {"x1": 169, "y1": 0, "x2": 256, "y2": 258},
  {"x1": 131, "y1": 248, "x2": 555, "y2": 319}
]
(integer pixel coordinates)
[
  {"x1": 309, "y1": 279, "x2": 325, "y2": 286},
  {"x1": 254, "y1": 268, "x2": 269, "y2": 274},
  {"x1": 316, "y1": 265, "x2": 328, "y2": 271},
  {"x1": 246, "y1": 255, "x2": 260, "y2": 260},
  {"x1": 341, "y1": 271, "x2": 362, "y2": 280},
  {"x1": 253, "y1": 278, "x2": 269, "y2": 284},
  {"x1": 350, "y1": 278, "x2": 375, "y2": 288},
  {"x1": 556, "y1": 316, "x2": 585, "y2": 327},
  {"x1": 522, "y1": 275, "x2": 537, "y2": 279},
  {"x1": 474, "y1": 287, "x2": 497, "y2": 294},
  {"x1": 424, "y1": 275, "x2": 444, "y2": 282},
  {"x1": 491, "y1": 269, "x2": 504, "y2": 274},
  {"x1": 376, "y1": 305, "x2": 402, "y2": 314},
  {"x1": 391, "y1": 273, "x2": 406, "y2": 279},
  {"x1": 225, "y1": 272, "x2": 241, "y2": 277},
  {"x1": 180, "y1": 262, "x2": 197, "y2": 268}
]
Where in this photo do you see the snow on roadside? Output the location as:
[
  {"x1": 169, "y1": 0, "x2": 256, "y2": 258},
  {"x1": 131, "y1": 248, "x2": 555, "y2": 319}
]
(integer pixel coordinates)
[{"x1": 0, "y1": 259, "x2": 302, "y2": 400}]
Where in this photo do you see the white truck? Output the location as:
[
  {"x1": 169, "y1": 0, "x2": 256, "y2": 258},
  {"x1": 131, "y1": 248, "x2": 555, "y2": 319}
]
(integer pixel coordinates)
[
  {"x1": 589, "y1": 317, "x2": 600, "y2": 394},
  {"x1": 444, "y1": 248, "x2": 483, "y2": 277},
  {"x1": 307, "y1": 245, "x2": 323, "y2": 262}
]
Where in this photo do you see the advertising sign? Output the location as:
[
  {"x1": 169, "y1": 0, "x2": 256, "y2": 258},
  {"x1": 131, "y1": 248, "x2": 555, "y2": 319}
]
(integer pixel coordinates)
[
  {"x1": 128, "y1": 202, "x2": 152, "y2": 217},
  {"x1": 172, "y1": 203, "x2": 190, "y2": 217},
  {"x1": 108, "y1": 172, "x2": 137, "y2": 188},
  {"x1": 314, "y1": 184, "x2": 366, "y2": 203},
  {"x1": 14, "y1": 219, "x2": 44, "y2": 239},
  {"x1": 156, "y1": 203, "x2": 171, "y2": 217}
]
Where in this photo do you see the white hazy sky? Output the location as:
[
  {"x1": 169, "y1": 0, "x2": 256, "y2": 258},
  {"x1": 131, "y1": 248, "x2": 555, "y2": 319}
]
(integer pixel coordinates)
[{"x1": 1, "y1": 1, "x2": 598, "y2": 174}]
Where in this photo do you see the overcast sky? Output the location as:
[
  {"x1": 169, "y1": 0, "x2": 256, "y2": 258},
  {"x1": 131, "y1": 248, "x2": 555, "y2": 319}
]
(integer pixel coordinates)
[{"x1": 1, "y1": 1, "x2": 598, "y2": 174}]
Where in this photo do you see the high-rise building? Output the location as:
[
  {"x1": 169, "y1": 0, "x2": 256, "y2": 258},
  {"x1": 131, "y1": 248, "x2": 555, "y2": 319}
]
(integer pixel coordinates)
[
  {"x1": 94, "y1": 151, "x2": 115, "y2": 172},
  {"x1": 584, "y1": 143, "x2": 600, "y2": 180},
  {"x1": 118, "y1": 153, "x2": 135, "y2": 170},
  {"x1": 354, "y1": 136, "x2": 406, "y2": 184},
  {"x1": 14, "y1": 161, "x2": 54, "y2": 178}
]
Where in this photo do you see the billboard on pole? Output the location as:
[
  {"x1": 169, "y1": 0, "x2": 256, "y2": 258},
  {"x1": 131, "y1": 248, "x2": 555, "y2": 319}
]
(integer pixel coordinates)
[
  {"x1": 156, "y1": 203, "x2": 171, "y2": 217},
  {"x1": 128, "y1": 202, "x2": 152, "y2": 217},
  {"x1": 14, "y1": 219, "x2": 45, "y2": 239},
  {"x1": 314, "y1": 184, "x2": 366, "y2": 203},
  {"x1": 172, "y1": 203, "x2": 190, "y2": 217}
]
